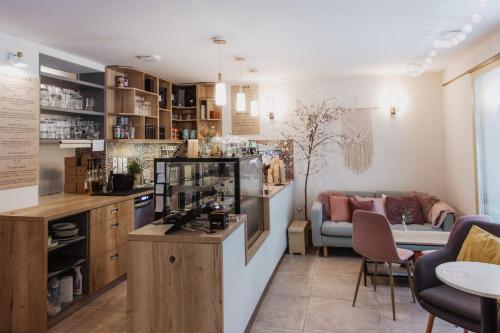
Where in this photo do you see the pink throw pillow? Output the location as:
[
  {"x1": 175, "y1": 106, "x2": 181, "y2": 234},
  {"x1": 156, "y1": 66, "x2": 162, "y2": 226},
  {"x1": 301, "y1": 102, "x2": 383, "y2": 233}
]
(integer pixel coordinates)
[
  {"x1": 355, "y1": 195, "x2": 386, "y2": 216},
  {"x1": 329, "y1": 196, "x2": 351, "y2": 222},
  {"x1": 349, "y1": 197, "x2": 375, "y2": 215}
]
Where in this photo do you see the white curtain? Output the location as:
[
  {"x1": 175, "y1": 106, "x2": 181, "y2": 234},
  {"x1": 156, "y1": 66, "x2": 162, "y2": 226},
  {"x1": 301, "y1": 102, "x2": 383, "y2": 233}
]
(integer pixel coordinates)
[{"x1": 474, "y1": 63, "x2": 500, "y2": 220}]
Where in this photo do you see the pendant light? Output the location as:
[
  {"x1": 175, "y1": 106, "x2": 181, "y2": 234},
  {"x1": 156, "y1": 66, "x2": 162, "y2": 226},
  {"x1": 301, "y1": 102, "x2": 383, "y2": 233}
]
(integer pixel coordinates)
[
  {"x1": 235, "y1": 57, "x2": 246, "y2": 112},
  {"x1": 213, "y1": 38, "x2": 227, "y2": 106},
  {"x1": 248, "y1": 68, "x2": 259, "y2": 117}
]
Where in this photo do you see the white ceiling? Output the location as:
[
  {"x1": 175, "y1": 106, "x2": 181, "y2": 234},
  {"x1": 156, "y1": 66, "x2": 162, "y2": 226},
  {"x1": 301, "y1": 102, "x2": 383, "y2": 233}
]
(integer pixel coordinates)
[{"x1": 1, "y1": 0, "x2": 499, "y2": 82}]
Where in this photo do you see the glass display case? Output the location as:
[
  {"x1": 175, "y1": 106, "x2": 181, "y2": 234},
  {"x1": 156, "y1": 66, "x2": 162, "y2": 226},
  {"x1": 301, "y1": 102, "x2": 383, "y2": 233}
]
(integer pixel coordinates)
[{"x1": 154, "y1": 156, "x2": 264, "y2": 246}]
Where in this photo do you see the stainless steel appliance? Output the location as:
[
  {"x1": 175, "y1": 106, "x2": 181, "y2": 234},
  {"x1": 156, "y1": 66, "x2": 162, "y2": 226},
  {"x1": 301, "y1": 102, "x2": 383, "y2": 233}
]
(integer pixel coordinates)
[{"x1": 134, "y1": 193, "x2": 154, "y2": 229}]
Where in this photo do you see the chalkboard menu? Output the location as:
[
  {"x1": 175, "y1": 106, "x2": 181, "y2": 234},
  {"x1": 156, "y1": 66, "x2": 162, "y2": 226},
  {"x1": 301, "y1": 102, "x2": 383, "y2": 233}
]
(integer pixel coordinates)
[{"x1": 0, "y1": 72, "x2": 39, "y2": 190}]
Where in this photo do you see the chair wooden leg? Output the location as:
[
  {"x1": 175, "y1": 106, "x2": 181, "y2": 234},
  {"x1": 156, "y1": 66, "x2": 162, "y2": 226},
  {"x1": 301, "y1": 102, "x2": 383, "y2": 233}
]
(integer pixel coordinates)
[
  {"x1": 363, "y1": 260, "x2": 367, "y2": 286},
  {"x1": 373, "y1": 262, "x2": 378, "y2": 291},
  {"x1": 405, "y1": 260, "x2": 416, "y2": 303},
  {"x1": 352, "y1": 257, "x2": 365, "y2": 307},
  {"x1": 388, "y1": 262, "x2": 396, "y2": 321},
  {"x1": 322, "y1": 246, "x2": 328, "y2": 257},
  {"x1": 425, "y1": 314, "x2": 435, "y2": 333}
]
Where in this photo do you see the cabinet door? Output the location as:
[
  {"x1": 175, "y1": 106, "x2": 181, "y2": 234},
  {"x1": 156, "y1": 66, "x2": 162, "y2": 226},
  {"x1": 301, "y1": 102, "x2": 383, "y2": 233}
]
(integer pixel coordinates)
[
  {"x1": 128, "y1": 241, "x2": 223, "y2": 333},
  {"x1": 91, "y1": 248, "x2": 121, "y2": 291},
  {"x1": 90, "y1": 216, "x2": 118, "y2": 257},
  {"x1": 116, "y1": 199, "x2": 134, "y2": 246},
  {"x1": 91, "y1": 203, "x2": 118, "y2": 225}
]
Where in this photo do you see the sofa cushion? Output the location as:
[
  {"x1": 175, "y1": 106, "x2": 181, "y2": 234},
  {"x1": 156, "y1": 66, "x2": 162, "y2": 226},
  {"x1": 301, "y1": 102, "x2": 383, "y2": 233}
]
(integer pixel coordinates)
[
  {"x1": 385, "y1": 196, "x2": 425, "y2": 225},
  {"x1": 317, "y1": 191, "x2": 345, "y2": 220},
  {"x1": 457, "y1": 225, "x2": 500, "y2": 265},
  {"x1": 355, "y1": 195, "x2": 386, "y2": 215},
  {"x1": 414, "y1": 191, "x2": 439, "y2": 223},
  {"x1": 374, "y1": 191, "x2": 411, "y2": 198},
  {"x1": 389, "y1": 223, "x2": 436, "y2": 232},
  {"x1": 349, "y1": 197, "x2": 374, "y2": 215},
  {"x1": 322, "y1": 221, "x2": 353, "y2": 237},
  {"x1": 419, "y1": 285, "x2": 481, "y2": 322},
  {"x1": 329, "y1": 196, "x2": 351, "y2": 222}
]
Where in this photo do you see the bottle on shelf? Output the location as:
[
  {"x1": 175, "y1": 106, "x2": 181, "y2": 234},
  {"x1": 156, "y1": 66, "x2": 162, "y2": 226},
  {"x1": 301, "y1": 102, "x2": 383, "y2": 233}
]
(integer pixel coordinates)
[{"x1": 73, "y1": 266, "x2": 83, "y2": 296}]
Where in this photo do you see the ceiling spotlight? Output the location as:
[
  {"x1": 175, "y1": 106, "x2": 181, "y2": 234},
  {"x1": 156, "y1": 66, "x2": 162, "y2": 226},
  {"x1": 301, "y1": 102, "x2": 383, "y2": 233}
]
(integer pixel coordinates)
[
  {"x1": 457, "y1": 32, "x2": 466, "y2": 42},
  {"x1": 428, "y1": 50, "x2": 437, "y2": 57},
  {"x1": 425, "y1": 57, "x2": 433, "y2": 64},
  {"x1": 471, "y1": 14, "x2": 483, "y2": 23},
  {"x1": 8, "y1": 51, "x2": 27, "y2": 68},
  {"x1": 463, "y1": 24, "x2": 473, "y2": 33},
  {"x1": 433, "y1": 40, "x2": 442, "y2": 48},
  {"x1": 135, "y1": 54, "x2": 161, "y2": 62}
]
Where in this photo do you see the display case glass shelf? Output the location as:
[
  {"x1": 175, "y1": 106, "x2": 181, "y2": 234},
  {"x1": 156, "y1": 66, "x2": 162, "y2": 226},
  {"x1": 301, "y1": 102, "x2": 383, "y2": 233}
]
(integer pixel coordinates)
[{"x1": 154, "y1": 156, "x2": 264, "y2": 246}]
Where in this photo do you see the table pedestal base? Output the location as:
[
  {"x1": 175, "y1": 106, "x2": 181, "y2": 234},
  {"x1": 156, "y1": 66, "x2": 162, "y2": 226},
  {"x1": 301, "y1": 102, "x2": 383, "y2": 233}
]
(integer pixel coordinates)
[{"x1": 480, "y1": 297, "x2": 497, "y2": 333}]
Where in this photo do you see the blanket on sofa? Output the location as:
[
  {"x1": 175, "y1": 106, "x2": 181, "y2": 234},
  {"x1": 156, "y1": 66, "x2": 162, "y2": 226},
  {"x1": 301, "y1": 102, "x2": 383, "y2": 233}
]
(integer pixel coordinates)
[{"x1": 429, "y1": 201, "x2": 457, "y2": 228}]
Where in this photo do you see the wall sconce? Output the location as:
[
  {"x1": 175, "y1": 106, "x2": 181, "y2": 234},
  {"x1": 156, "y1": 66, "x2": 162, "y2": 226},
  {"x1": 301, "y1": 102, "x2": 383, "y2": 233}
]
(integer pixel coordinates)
[
  {"x1": 389, "y1": 90, "x2": 400, "y2": 116},
  {"x1": 8, "y1": 51, "x2": 27, "y2": 68}
]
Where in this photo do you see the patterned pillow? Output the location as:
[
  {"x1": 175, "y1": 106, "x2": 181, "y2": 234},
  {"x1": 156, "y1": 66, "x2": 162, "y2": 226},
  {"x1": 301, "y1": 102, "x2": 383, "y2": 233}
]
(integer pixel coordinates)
[
  {"x1": 413, "y1": 191, "x2": 439, "y2": 223},
  {"x1": 385, "y1": 196, "x2": 425, "y2": 225}
]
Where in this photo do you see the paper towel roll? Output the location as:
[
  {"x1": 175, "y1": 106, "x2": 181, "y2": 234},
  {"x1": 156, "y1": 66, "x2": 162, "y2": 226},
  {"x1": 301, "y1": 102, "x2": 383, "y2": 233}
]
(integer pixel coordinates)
[{"x1": 59, "y1": 276, "x2": 73, "y2": 303}]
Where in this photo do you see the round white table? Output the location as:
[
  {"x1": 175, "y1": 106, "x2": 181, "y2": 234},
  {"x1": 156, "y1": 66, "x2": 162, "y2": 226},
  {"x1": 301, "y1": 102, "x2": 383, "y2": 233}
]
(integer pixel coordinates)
[{"x1": 436, "y1": 261, "x2": 500, "y2": 333}]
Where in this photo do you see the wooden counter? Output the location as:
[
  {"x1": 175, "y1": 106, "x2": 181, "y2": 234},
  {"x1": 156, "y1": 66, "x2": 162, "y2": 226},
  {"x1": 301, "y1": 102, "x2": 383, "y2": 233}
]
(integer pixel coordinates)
[
  {"x1": 0, "y1": 190, "x2": 153, "y2": 222},
  {"x1": 128, "y1": 217, "x2": 244, "y2": 244},
  {"x1": 127, "y1": 182, "x2": 295, "y2": 333},
  {"x1": 0, "y1": 189, "x2": 152, "y2": 333}
]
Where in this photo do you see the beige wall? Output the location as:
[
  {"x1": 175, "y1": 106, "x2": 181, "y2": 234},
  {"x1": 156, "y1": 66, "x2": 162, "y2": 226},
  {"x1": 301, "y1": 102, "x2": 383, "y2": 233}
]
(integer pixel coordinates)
[
  {"x1": 441, "y1": 29, "x2": 500, "y2": 215},
  {"x1": 222, "y1": 74, "x2": 446, "y2": 217},
  {"x1": 442, "y1": 75, "x2": 477, "y2": 215}
]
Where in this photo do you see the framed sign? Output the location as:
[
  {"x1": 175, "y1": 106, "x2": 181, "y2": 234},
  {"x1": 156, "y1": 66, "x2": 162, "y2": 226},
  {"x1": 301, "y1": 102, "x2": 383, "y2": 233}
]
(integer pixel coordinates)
[
  {"x1": 0, "y1": 72, "x2": 39, "y2": 190},
  {"x1": 231, "y1": 84, "x2": 260, "y2": 135}
]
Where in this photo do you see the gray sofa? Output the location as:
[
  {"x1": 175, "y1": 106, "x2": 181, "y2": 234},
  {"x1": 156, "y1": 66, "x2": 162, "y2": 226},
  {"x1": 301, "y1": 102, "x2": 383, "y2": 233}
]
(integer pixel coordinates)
[{"x1": 311, "y1": 191, "x2": 455, "y2": 254}]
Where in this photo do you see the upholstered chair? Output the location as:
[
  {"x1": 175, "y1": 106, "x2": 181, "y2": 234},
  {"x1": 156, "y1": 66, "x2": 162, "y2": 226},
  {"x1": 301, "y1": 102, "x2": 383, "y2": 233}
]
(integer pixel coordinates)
[
  {"x1": 351, "y1": 210, "x2": 416, "y2": 321},
  {"x1": 414, "y1": 215, "x2": 497, "y2": 333}
]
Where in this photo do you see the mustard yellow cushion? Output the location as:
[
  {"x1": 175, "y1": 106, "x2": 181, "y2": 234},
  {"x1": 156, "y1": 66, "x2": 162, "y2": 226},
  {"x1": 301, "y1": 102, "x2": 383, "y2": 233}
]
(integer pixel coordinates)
[{"x1": 457, "y1": 225, "x2": 500, "y2": 265}]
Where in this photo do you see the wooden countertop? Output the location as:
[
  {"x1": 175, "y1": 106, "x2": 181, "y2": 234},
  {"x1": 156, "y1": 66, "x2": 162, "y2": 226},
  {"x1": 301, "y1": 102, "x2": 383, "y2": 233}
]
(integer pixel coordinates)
[
  {"x1": 128, "y1": 215, "x2": 246, "y2": 244},
  {"x1": 0, "y1": 189, "x2": 153, "y2": 222}
]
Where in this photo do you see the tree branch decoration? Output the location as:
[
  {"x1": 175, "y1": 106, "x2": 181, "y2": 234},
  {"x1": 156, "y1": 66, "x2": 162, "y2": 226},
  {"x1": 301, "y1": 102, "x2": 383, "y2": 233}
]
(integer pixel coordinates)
[{"x1": 281, "y1": 96, "x2": 344, "y2": 220}]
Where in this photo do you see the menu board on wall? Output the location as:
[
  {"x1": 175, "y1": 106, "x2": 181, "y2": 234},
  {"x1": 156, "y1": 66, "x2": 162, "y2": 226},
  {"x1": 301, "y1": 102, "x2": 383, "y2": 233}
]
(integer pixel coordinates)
[
  {"x1": 231, "y1": 84, "x2": 260, "y2": 135},
  {"x1": 0, "y1": 72, "x2": 39, "y2": 190}
]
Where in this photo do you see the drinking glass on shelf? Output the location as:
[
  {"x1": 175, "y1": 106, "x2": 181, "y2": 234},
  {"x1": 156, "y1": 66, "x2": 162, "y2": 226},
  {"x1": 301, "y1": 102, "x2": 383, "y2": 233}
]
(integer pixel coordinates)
[{"x1": 85, "y1": 97, "x2": 95, "y2": 111}]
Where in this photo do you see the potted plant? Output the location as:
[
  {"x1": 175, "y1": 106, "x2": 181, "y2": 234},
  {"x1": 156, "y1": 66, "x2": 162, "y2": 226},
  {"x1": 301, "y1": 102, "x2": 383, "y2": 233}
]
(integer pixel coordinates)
[
  {"x1": 127, "y1": 160, "x2": 142, "y2": 188},
  {"x1": 281, "y1": 96, "x2": 344, "y2": 220}
]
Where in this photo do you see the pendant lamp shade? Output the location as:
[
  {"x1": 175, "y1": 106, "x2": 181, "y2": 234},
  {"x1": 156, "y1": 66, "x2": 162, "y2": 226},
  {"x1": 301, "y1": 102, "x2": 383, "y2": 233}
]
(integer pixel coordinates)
[{"x1": 215, "y1": 80, "x2": 226, "y2": 106}]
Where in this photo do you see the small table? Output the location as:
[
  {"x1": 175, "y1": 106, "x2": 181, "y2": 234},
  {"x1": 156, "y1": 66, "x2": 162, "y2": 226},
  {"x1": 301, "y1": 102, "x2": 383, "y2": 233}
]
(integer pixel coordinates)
[
  {"x1": 392, "y1": 230, "x2": 450, "y2": 248},
  {"x1": 436, "y1": 261, "x2": 500, "y2": 333}
]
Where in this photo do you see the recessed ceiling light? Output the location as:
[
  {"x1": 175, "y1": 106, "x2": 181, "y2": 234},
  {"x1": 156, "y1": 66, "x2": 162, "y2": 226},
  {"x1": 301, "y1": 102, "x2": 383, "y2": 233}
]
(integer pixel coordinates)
[{"x1": 135, "y1": 54, "x2": 162, "y2": 62}]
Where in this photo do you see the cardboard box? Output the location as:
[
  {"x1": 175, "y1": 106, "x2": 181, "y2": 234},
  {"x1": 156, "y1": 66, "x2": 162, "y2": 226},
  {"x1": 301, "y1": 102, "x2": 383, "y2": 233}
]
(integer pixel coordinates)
[
  {"x1": 65, "y1": 174, "x2": 77, "y2": 184},
  {"x1": 77, "y1": 166, "x2": 87, "y2": 177},
  {"x1": 64, "y1": 156, "x2": 77, "y2": 167},
  {"x1": 76, "y1": 181, "x2": 86, "y2": 194},
  {"x1": 64, "y1": 183, "x2": 76, "y2": 193},
  {"x1": 65, "y1": 166, "x2": 76, "y2": 176}
]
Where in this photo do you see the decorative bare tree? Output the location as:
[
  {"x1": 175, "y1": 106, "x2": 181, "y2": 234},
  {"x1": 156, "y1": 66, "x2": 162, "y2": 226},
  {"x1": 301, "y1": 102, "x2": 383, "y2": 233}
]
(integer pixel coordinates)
[{"x1": 281, "y1": 97, "x2": 344, "y2": 220}]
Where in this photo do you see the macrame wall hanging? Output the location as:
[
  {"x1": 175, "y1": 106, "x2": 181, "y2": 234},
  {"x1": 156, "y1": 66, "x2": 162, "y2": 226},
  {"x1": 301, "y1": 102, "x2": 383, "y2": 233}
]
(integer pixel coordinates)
[{"x1": 341, "y1": 107, "x2": 375, "y2": 173}]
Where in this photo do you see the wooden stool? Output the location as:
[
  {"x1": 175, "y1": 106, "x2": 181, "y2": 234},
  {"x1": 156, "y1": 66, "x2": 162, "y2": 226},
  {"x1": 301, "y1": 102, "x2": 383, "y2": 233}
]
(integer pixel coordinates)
[{"x1": 288, "y1": 220, "x2": 309, "y2": 255}]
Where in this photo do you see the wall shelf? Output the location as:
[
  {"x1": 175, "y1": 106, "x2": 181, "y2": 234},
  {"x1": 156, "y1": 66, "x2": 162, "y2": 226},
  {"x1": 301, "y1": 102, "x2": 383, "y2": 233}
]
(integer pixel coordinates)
[
  {"x1": 41, "y1": 106, "x2": 104, "y2": 117},
  {"x1": 48, "y1": 236, "x2": 87, "y2": 252},
  {"x1": 41, "y1": 72, "x2": 104, "y2": 90}
]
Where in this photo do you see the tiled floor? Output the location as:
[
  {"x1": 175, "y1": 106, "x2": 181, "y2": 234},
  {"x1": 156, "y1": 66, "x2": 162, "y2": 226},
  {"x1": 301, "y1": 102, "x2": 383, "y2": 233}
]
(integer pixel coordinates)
[{"x1": 49, "y1": 250, "x2": 462, "y2": 333}]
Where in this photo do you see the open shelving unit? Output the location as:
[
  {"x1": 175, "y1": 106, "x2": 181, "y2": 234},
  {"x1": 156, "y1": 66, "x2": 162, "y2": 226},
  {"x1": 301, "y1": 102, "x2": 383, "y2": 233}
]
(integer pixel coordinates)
[
  {"x1": 39, "y1": 54, "x2": 106, "y2": 145},
  {"x1": 47, "y1": 212, "x2": 90, "y2": 328},
  {"x1": 105, "y1": 66, "x2": 223, "y2": 143}
]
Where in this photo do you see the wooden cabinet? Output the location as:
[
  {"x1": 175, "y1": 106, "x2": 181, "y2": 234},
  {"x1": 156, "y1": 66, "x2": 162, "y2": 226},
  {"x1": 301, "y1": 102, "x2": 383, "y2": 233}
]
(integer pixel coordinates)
[
  {"x1": 128, "y1": 240, "x2": 222, "y2": 333},
  {"x1": 90, "y1": 199, "x2": 133, "y2": 292}
]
